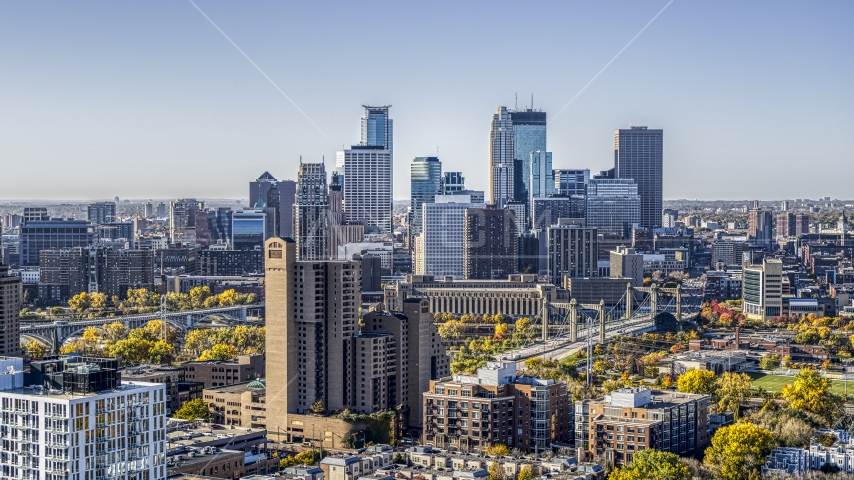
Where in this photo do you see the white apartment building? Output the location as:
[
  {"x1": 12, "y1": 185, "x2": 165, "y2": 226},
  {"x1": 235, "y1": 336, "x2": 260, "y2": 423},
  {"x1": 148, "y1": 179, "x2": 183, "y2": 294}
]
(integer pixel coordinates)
[
  {"x1": 414, "y1": 194, "x2": 486, "y2": 279},
  {"x1": 0, "y1": 356, "x2": 167, "y2": 480}
]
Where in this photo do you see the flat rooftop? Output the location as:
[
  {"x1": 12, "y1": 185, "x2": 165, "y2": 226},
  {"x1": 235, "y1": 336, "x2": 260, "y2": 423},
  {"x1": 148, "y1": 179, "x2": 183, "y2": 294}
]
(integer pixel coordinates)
[{"x1": 1, "y1": 380, "x2": 159, "y2": 401}]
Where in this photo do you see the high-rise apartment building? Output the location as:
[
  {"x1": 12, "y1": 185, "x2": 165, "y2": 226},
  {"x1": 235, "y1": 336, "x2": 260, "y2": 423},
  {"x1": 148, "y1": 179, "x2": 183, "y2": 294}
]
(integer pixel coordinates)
[
  {"x1": 87, "y1": 201, "x2": 117, "y2": 225},
  {"x1": 463, "y1": 207, "x2": 518, "y2": 280},
  {"x1": 0, "y1": 264, "x2": 21, "y2": 357},
  {"x1": 411, "y1": 157, "x2": 443, "y2": 238},
  {"x1": 490, "y1": 106, "x2": 515, "y2": 208},
  {"x1": 19, "y1": 218, "x2": 96, "y2": 266},
  {"x1": 546, "y1": 222, "x2": 598, "y2": 285},
  {"x1": 795, "y1": 214, "x2": 810, "y2": 236},
  {"x1": 554, "y1": 169, "x2": 590, "y2": 197},
  {"x1": 748, "y1": 207, "x2": 774, "y2": 248},
  {"x1": 169, "y1": 198, "x2": 201, "y2": 243},
  {"x1": 610, "y1": 246, "x2": 644, "y2": 287},
  {"x1": 711, "y1": 241, "x2": 746, "y2": 268},
  {"x1": 155, "y1": 203, "x2": 166, "y2": 218},
  {"x1": 777, "y1": 212, "x2": 797, "y2": 237},
  {"x1": 575, "y1": 387, "x2": 710, "y2": 466},
  {"x1": 414, "y1": 194, "x2": 486, "y2": 279},
  {"x1": 231, "y1": 209, "x2": 266, "y2": 251},
  {"x1": 342, "y1": 146, "x2": 393, "y2": 234},
  {"x1": 423, "y1": 361, "x2": 572, "y2": 452},
  {"x1": 743, "y1": 257, "x2": 783, "y2": 321},
  {"x1": 585, "y1": 179, "x2": 641, "y2": 238},
  {"x1": 531, "y1": 196, "x2": 585, "y2": 231},
  {"x1": 441, "y1": 172, "x2": 465, "y2": 194},
  {"x1": 294, "y1": 162, "x2": 329, "y2": 260},
  {"x1": 39, "y1": 246, "x2": 155, "y2": 302},
  {"x1": 144, "y1": 202, "x2": 154, "y2": 218},
  {"x1": 0, "y1": 356, "x2": 167, "y2": 480},
  {"x1": 614, "y1": 126, "x2": 663, "y2": 230}
]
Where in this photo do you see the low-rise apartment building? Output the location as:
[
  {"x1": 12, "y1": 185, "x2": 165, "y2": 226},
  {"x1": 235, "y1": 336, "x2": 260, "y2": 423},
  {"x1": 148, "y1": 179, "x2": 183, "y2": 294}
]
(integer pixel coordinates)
[
  {"x1": 203, "y1": 380, "x2": 267, "y2": 429},
  {"x1": 423, "y1": 361, "x2": 572, "y2": 453},
  {"x1": 575, "y1": 387, "x2": 710, "y2": 466},
  {"x1": 182, "y1": 354, "x2": 265, "y2": 388}
]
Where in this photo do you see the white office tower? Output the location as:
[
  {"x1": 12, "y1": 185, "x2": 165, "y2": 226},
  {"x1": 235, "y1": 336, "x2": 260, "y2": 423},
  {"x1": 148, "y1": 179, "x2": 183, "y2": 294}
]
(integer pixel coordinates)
[
  {"x1": 0, "y1": 356, "x2": 167, "y2": 480},
  {"x1": 414, "y1": 194, "x2": 486, "y2": 279},
  {"x1": 490, "y1": 106, "x2": 515, "y2": 208},
  {"x1": 293, "y1": 162, "x2": 329, "y2": 260}
]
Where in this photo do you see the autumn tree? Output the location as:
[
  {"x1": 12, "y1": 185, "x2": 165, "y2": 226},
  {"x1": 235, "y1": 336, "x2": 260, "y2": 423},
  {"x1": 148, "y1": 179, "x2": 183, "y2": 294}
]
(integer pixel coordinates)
[
  {"x1": 310, "y1": 398, "x2": 325, "y2": 414},
  {"x1": 677, "y1": 369, "x2": 717, "y2": 396},
  {"x1": 49, "y1": 306, "x2": 65, "y2": 316},
  {"x1": 484, "y1": 444, "x2": 510, "y2": 456},
  {"x1": 106, "y1": 338, "x2": 152, "y2": 364},
  {"x1": 781, "y1": 368, "x2": 843, "y2": 426},
  {"x1": 60, "y1": 326, "x2": 103, "y2": 356},
  {"x1": 716, "y1": 372, "x2": 753, "y2": 416},
  {"x1": 68, "y1": 292, "x2": 91, "y2": 312},
  {"x1": 517, "y1": 465, "x2": 534, "y2": 480},
  {"x1": 197, "y1": 343, "x2": 239, "y2": 361},
  {"x1": 90, "y1": 292, "x2": 107, "y2": 310},
  {"x1": 173, "y1": 398, "x2": 210, "y2": 421},
  {"x1": 487, "y1": 461, "x2": 505, "y2": 480},
  {"x1": 437, "y1": 320, "x2": 464, "y2": 341},
  {"x1": 101, "y1": 321, "x2": 129, "y2": 344},
  {"x1": 21, "y1": 340, "x2": 47, "y2": 360},
  {"x1": 609, "y1": 449, "x2": 690, "y2": 480},
  {"x1": 703, "y1": 422, "x2": 773, "y2": 480},
  {"x1": 148, "y1": 340, "x2": 175, "y2": 364},
  {"x1": 493, "y1": 323, "x2": 509, "y2": 340}
]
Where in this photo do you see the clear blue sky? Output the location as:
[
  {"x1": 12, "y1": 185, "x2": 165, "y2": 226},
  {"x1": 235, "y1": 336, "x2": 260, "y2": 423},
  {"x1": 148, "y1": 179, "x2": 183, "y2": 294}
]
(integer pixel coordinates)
[{"x1": 1, "y1": 1, "x2": 852, "y2": 201}]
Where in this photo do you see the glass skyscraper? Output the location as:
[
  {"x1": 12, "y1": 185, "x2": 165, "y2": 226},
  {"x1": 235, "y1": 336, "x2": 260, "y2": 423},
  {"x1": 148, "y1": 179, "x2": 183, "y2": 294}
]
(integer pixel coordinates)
[
  {"x1": 441, "y1": 171, "x2": 465, "y2": 194},
  {"x1": 529, "y1": 150, "x2": 555, "y2": 204},
  {"x1": 231, "y1": 209, "x2": 266, "y2": 251},
  {"x1": 410, "y1": 157, "x2": 442, "y2": 237},
  {"x1": 554, "y1": 169, "x2": 590, "y2": 196},
  {"x1": 614, "y1": 126, "x2": 663, "y2": 230},
  {"x1": 361, "y1": 105, "x2": 393, "y2": 155},
  {"x1": 585, "y1": 178, "x2": 641, "y2": 238},
  {"x1": 511, "y1": 109, "x2": 547, "y2": 206}
]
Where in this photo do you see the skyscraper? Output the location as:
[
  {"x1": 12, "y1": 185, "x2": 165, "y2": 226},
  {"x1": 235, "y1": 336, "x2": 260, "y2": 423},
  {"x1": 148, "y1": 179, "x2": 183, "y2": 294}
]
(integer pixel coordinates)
[
  {"x1": 748, "y1": 207, "x2": 773, "y2": 248},
  {"x1": 293, "y1": 162, "x2": 329, "y2": 260},
  {"x1": 512, "y1": 108, "x2": 547, "y2": 208},
  {"x1": 463, "y1": 207, "x2": 518, "y2": 280},
  {"x1": 529, "y1": 150, "x2": 555, "y2": 208},
  {"x1": 231, "y1": 209, "x2": 266, "y2": 251},
  {"x1": 441, "y1": 171, "x2": 465, "y2": 194},
  {"x1": 0, "y1": 263, "x2": 21, "y2": 357},
  {"x1": 414, "y1": 194, "x2": 486, "y2": 278},
  {"x1": 249, "y1": 171, "x2": 277, "y2": 209},
  {"x1": 265, "y1": 182, "x2": 281, "y2": 240},
  {"x1": 87, "y1": 201, "x2": 117, "y2": 225},
  {"x1": 249, "y1": 172, "x2": 296, "y2": 238},
  {"x1": 585, "y1": 179, "x2": 641, "y2": 238},
  {"x1": 410, "y1": 157, "x2": 442, "y2": 238},
  {"x1": 169, "y1": 198, "x2": 201, "y2": 243},
  {"x1": 490, "y1": 106, "x2": 515, "y2": 207},
  {"x1": 614, "y1": 126, "x2": 663, "y2": 230},
  {"x1": 547, "y1": 222, "x2": 598, "y2": 285},
  {"x1": 361, "y1": 105, "x2": 393, "y2": 154}
]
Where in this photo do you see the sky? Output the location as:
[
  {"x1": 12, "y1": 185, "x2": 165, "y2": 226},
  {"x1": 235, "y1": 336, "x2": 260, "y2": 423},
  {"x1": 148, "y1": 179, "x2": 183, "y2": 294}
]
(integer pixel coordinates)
[{"x1": 1, "y1": 1, "x2": 852, "y2": 201}]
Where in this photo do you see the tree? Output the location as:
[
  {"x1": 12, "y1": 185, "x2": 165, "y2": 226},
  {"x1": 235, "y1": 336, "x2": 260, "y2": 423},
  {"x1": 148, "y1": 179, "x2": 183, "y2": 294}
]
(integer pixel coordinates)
[
  {"x1": 716, "y1": 372, "x2": 753, "y2": 416},
  {"x1": 173, "y1": 398, "x2": 210, "y2": 421},
  {"x1": 775, "y1": 415, "x2": 815, "y2": 448},
  {"x1": 197, "y1": 343, "x2": 239, "y2": 361},
  {"x1": 437, "y1": 320, "x2": 464, "y2": 341},
  {"x1": 68, "y1": 292, "x2": 91, "y2": 312},
  {"x1": 781, "y1": 368, "x2": 843, "y2": 426},
  {"x1": 677, "y1": 369, "x2": 717, "y2": 396},
  {"x1": 148, "y1": 340, "x2": 175, "y2": 365},
  {"x1": 22, "y1": 340, "x2": 47, "y2": 360},
  {"x1": 484, "y1": 444, "x2": 510, "y2": 456},
  {"x1": 90, "y1": 292, "x2": 107, "y2": 310},
  {"x1": 48, "y1": 306, "x2": 65, "y2": 316},
  {"x1": 101, "y1": 321, "x2": 129, "y2": 344},
  {"x1": 487, "y1": 460, "x2": 505, "y2": 480},
  {"x1": 106, "y1": 338, "x2": 152, "y2": 364},
  {"x1": 310, "y1": 398, "x2": 325, "y2": 414},
  {"x1": 781, "y1": 355, "x2": 792, "y2": 368},
  {"x1": 189, "y1": 286, "x2": 213, "y2": 309},
  {"x1": 703, "y1": 422, "x2": 773, "y2": 480},
  {"x1": 609, "y1": 449, "x2": 691, "y2": 480},
  {"x1": 517, "y1": 465, "x2": 534, "y2": 480},
  {"x1": 493, "y1": 323, "x2": 509, "y2": 340},
  {"x1": 758, "y1": 354, "x2": 781, "y2": 370}
]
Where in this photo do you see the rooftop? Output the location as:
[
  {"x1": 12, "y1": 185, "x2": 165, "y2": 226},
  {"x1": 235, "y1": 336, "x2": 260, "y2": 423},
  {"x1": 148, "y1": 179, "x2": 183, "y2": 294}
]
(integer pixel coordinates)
[{"x1": 204, "y1": 381, "x2": 265, "y2": 395}]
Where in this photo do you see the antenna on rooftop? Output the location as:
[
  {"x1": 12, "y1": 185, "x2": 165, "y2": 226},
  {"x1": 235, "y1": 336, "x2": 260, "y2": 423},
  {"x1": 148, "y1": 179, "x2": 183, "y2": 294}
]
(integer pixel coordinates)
[
  {"x1": 515, "y1": 92, "x2": 518, "y2": 110},
  {"x1": 531, "y1": 92, "x2": 534, "y2": 110}
]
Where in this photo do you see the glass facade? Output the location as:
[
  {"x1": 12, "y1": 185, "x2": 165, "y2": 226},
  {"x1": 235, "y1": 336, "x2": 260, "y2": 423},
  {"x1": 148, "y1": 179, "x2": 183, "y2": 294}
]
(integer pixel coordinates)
[
  {"x1": 360, "y1": 105, "x2": 393, "y2": 153},
  {"x1": 585, "y1": 179, "x2": 641, "y2": 238},
  {"x1": 19, "y1": 220, "x2": 96, "y2": 266},
  {"x1": 442, "y1": 171, "x2": 465, "y2": 194},
  {"x1": 411, "y1": 157, "x2": 443, "y2": 236},
  {"x1": 555, "y1": 169, "x2": 590, "y2": 196},
  {"x1": 614, "y1": 127, "x2": 663, "y2": 229},
  {"x1": 529, "y1": 151, "x2": 555, "y2": 205},
  {"x1": 511, "y1": 110, "x2": 547, "y2": 206},
  {"x1": 231, "y1": 210, "x2": 266, "y2": 251}
]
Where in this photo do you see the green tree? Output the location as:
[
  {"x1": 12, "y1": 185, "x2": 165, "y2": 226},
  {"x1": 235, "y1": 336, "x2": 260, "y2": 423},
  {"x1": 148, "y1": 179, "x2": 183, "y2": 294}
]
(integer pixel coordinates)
[
  {"x1": 173, "y1": 398, "x2": 210, "y2": 421},
  {"x1": 716, "y1": 372, "x2": 753, "y2": 416},
  {"x1": 517, "y1": 465, "x2": 534, "y2": 480},
  {"x1": 703, "y1": 422, "x2": 774, "y2": 480},
  {"x1": 609, "y1": 449, "x2": 691, "y2": 480},
  {"x1": 48, "y1": 306, "x2": 65, "y2": 316},
  {"x1": 758, "y1": 354, "x2": 780, "y2": 370},
  {"x1": 781, "y1": 368, "x2": 843, "y2": 426},
  {"x1": 677, "y1": 369, "x2": 717, "y2": 396}
]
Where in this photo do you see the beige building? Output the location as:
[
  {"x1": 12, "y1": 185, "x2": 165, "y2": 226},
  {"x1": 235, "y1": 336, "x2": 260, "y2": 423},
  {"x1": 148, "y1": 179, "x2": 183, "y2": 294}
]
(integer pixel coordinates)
[
  {"x1": 203, "y1": 380, "x2": 267, "y2": 428},
  {"x1": 0, "y1": 264, "x2": 21, "y2": 357},
  {"x1": 182, "y1": 354, "x2": 265, "y2": 388},
  {"x1": 384, "y1": 274, "x2": 568, "y2": 317}
]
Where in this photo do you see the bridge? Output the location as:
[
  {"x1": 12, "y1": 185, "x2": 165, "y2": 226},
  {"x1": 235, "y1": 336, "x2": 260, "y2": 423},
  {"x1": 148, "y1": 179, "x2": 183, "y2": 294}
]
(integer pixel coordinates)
[
  {"x1": 502, "y1": 282, "x2": 704, "y2": 374},
  {"x1": 20, "y1": 303, "x2": 264, "y2": 351}
]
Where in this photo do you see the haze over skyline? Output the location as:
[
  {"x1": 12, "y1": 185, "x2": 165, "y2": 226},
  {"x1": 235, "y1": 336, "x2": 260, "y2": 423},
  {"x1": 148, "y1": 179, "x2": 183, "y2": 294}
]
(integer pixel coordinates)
[{"x1": 1, "y1": 1, "x2": 852, "y2": 201}]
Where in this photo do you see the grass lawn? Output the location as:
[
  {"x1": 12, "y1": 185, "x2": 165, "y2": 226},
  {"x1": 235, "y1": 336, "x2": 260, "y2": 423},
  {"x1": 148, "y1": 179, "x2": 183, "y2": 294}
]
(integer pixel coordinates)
[{"x1": 748, "y1": 372, "x2": 853, "y2": 396}]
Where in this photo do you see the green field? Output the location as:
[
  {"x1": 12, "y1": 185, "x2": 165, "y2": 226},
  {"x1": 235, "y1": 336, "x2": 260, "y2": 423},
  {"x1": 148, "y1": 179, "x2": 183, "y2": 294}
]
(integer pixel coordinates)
[{"x1": 748, "y1": 372, "x2": 853, "y2": 396}]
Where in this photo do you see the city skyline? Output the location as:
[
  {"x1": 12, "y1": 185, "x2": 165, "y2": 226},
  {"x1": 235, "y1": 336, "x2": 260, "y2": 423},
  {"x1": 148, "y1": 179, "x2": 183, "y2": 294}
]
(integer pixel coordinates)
[{"x1": 1, "y1": 1, "x2": 852, "y2": 201}]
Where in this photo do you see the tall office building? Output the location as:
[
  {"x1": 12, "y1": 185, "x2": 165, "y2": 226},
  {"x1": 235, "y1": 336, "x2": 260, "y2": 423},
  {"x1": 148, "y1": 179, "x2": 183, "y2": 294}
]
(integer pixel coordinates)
[
  {"x1": 0, "y1": 264, "x2": 21, "y2": 357},
  {"x1": 776, "y1": 212, "x2": 796, "y2": 237},
  {"x1": 513, "y1": 109, "x2": 547, "y2": 208},
  {"x1": 328, "y1": 172, "x2": 365, "y2": 260},
  {"x1": 410, "y1": 157, "x2": 443, "y2": 238},
  {"x1": 795, "y1": 214, "x2": 810, "y2": 236},
  {"x1": 23, "y1": 207, "x2": 49, "y2": 223},
  {"x1": 490, "y1": 106, "x2": 515, "y2": 207},
  {"x1": 748, "y1": 207, "x2": 774, "y2": 248},
  {"x1": 441, "y1": 171, "x2": 465, "y2": 194},
  {"x1": 546, "y1": 222, "x2": 598, "y2": 285},
  {"x1": 554, "y1": 169, "x2": 590, "y2": 196},
  {"x1": 585, "y1": 179, "x2": 641, "y2": 238},
  {"x1": 231, "y1": 209, "x2": 266, "y2": 251},
  {"x1": 743, "y1": 257, "x2": 783, "y2": 321},
  {"x1": 169, "y1": 198, "x2": 201, "y2": 243},
  {"x1": 361, "y1": 105, "x2": 393, "y2": 153},
  {"x1": 531, "y1": 197, "x2": 585, "y2": 231},
  {"x1": 0, "y1": 356, "x2": 167, "y2": 480},
  {"x1": 614, "y1": 126, "x2": 663, "y2": 230},
  {"x1": 529, "y1": 150, "x2": 555, "y2": 209},
  {"x1": 265, "y1": 182, "x2": 281, "y2": 240},
  {"x1": 294, "y1": 162, "x2": 329, "y2": 260},
  {"x1": 342, "y1": 146, "x2": 393, "y2": 234},
  {"x1": 249, "y1": 172, "x2": 296, "y2": 237},
  {"x1": 19, "y1": 218, "x2": 96, "y2": 266},
  {"x1": 610, "y1": 246, "x2": 644, "y2": 287},
  {"x1": 195, "y1": 207, "x2": 232, "y2": 247},
  {"x1": 463, "y1": 207, "x2": 518, "y2": 280},
  {"x1": 39, "y1": 246, "x2": 155, "y2": 302},
  {"x1": 414, "y1": 194, "x2": 486, "y2": 279},
  {"x1": 87, "y1": 202, "x2": 117, "y2": 225},
  {"x1": 144, "y1": 202, "x2": 154, "y2": 218}
]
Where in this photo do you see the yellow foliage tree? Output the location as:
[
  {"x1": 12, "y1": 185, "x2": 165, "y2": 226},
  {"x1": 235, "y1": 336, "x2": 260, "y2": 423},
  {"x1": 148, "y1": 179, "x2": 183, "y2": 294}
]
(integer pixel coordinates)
[
  {"x1": 676, "y1": 369, "x2": 717, "y2": 396},
  {"x1": 484, "y1": 444, "x2": 510, "y2": 456},
  {"x1": 493, "y1": 323, "x2": 509, "y2": 340},
  {"x1": 716, "y1": 372, "x2": 753, "y2": 416},
  {"x1": 68, "y1": 292, "x2": 91, "y2": 312},
  {"x1": 90, "y1": 292, "x2": 107, "y2": 310},
  {"x1": 781, "y1": 368, "x2": 843, "y2": 426},
  {"x1": 197, "y1": 344, "x2": 239, "y2": 361},
  {"x1": 703, "y1": 422, "x2": 773, "y2": 480}
]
